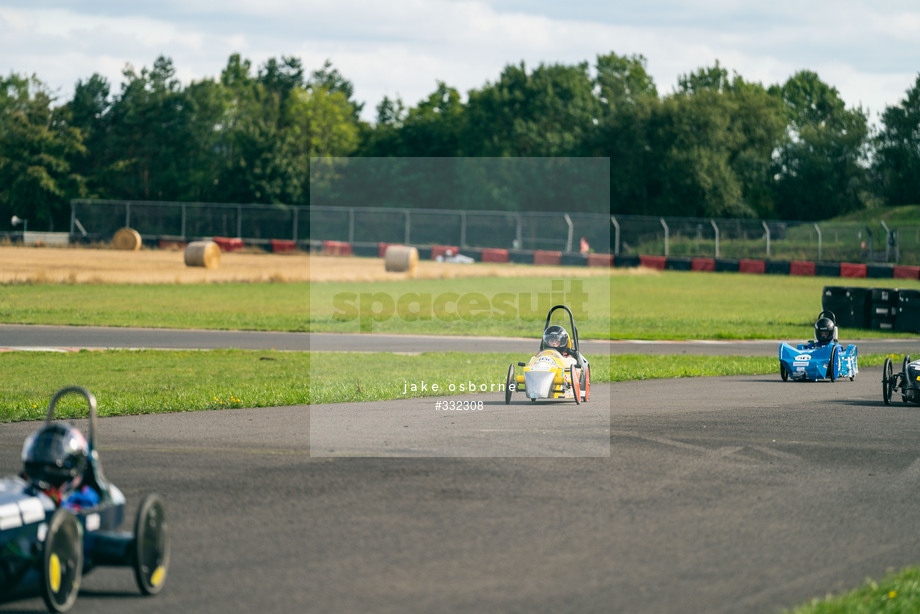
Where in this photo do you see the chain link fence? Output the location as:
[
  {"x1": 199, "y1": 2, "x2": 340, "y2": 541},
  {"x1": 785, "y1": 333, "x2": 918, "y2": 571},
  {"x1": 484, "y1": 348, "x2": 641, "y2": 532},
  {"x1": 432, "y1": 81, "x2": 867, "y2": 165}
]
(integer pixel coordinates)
[{"x1": 70, "y1": 199, "x2": 918, "y2": 263}]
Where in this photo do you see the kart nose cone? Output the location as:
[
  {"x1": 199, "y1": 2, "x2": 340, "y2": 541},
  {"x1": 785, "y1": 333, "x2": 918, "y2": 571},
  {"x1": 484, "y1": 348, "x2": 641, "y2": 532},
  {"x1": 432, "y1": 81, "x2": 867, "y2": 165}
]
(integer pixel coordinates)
[{"x1": 525, "y1": 370, "x2": 556, "y2": 399}]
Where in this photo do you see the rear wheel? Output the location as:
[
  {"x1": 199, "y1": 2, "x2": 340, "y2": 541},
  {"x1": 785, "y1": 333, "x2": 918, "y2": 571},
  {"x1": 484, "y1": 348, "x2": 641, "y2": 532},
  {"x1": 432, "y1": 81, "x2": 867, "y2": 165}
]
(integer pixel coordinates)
[
  {"x1": 903, "y1": 355, "x2": 911, "y2": 402},
  {"x1": 780, "y1": 363, "x2": 789, "y2": 382},
  {"x1": 883, "y1": 357, "x2": 893, "y2": 406},
  {"x1": 504, "y1": 364, "x2": 514, "y2": 405},
  {"x1": 583, "y1": 364, "x2": 590, "y2": 402},
  {"x1": 41, "y1": 508, "x2": 83, "y2": 613},
  {"x1": 133, "y1": 494, "x2": 170, "y2": 596},
  {"x1": 829, "y1": 347, "x2": 837, "y2": 382},
  {"x1": 569, "y1": 366, "x2": 580, "y2": 405}
]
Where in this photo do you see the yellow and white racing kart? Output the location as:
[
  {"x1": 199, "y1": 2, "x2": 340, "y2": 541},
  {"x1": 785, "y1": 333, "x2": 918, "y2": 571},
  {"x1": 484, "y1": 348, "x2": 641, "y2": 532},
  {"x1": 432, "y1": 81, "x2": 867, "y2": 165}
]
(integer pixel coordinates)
[{"x1": 504, "y1": 305, "x2": 590, "y2": 404}]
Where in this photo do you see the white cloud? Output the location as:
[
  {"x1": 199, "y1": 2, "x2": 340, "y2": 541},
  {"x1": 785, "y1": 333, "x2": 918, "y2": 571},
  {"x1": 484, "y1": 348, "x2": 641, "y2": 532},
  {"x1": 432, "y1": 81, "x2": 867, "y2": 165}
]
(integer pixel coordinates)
[{"x1": 0, "y1": 0, "x2": 917, "y2": 124}]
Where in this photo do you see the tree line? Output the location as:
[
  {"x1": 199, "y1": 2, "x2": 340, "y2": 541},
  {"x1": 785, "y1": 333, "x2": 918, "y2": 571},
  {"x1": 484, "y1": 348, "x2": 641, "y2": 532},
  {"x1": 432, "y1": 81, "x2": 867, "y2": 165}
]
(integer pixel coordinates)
[{"x1": 1, "y1": 51, "x2": 919, "y2": 231}]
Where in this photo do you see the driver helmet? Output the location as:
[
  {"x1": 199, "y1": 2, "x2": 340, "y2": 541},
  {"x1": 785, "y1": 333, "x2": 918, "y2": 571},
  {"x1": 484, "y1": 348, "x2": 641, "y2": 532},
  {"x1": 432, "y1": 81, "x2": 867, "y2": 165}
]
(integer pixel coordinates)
[
  {"x1": 814, "y1": 316, "x2": 835, "y2": 344},
  {"x1": 22, "y1": 423, "x2": 89, "y2": 493},
  {"x1": 543, "y1": 325, "x2": 569, "y2": 350}
]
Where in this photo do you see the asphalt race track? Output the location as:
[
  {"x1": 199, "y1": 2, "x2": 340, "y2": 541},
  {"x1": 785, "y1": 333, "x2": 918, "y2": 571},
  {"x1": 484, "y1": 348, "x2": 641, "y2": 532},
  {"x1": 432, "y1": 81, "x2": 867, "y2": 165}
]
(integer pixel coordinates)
[
  {"x1": 3, "y1": 324, "x2": 920, "y2": 356},
  {"x1": 3, "y1": 362, "x2": 920, "y2": 613}
]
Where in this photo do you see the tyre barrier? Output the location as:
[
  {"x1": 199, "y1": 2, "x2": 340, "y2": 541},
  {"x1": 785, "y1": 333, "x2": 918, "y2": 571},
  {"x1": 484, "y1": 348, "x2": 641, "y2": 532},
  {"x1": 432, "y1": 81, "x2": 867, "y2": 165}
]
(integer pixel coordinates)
[
  {"x1": 384, "y1": 245, "x2": 419, "y2": 276},
  {"x1": 112, "y1": 227, "x2": 142, "y2": 251},
  {"x1": 184, "y1": 240, "x2": 221, "y2": 269}
]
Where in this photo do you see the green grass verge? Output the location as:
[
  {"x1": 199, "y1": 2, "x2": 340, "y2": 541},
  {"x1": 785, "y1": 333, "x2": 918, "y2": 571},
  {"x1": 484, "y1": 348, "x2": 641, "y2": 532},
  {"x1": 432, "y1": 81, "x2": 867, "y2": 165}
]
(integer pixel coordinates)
[
  {"x1": 4, "y1": 272, "x2": 920, "y2": 339},
  {"x1": 785, "y1": 566, "x2": 920, "y2": 613},
  {"x1": 4, "y1": 349, "x2": 888, "y2": 423}
]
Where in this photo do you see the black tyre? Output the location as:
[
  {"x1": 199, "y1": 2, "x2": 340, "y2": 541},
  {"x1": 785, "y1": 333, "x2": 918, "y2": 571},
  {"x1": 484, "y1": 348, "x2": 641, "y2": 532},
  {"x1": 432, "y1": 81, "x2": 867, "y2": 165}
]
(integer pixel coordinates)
[
  {"x1": 780, "y1": 363, "x2": 789, "y2": 382},
  {"x1": 570, "y1": 366, "x2": 580, "y2": 405},
  {"x1": 41, "y1": 508, "x2": 83, "y2": 613},
  {"x1": 903, "y1": 355, "x2": 911, "y2": 402},
  {"x1": 883, "y1": 357, "x2": 893, "y2": 406},
  {"x1": 829, "y1": 347, "x2": 837, "y2": 382},
  {"x1": 133, "y1": 494, "x2": 170, "y2": 596},
  {"x1": 504, "y1": 364, "x2": 514, "y2": 405},
  {"x1": 583, "y1": 364, "x2": 590, "y2": 402}
]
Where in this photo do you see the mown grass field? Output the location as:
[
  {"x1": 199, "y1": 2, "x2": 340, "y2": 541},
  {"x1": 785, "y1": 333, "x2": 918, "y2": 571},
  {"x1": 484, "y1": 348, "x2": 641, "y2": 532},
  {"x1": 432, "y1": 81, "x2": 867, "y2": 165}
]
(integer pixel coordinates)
[{"x1": 4, "y1": 271, "x2": 920, "y2": 339}]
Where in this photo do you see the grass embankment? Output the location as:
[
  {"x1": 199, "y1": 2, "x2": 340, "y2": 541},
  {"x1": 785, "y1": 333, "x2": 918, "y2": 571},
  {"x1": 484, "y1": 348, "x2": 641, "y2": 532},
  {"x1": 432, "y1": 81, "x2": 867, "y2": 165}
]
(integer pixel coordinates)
[
  {"x1": 4, "y1": 272, "x2": 920, "y2": 339},
  {"x1": 3, "y1": 349, "x2": 881, "y2": 423},
  {"x1": 785, "y1": 566, "x2": 920, "y2": 613}
]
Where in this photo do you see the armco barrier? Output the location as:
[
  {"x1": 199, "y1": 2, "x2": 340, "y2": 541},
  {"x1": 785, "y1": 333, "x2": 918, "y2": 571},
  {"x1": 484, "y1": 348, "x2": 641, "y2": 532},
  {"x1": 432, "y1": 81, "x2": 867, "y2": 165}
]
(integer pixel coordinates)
[
  {"x1": 533, "y1": 250, "x2": 561, "y2": 265},
  {"x1": 270, "y1": 239, "x2": 297, "y2": 254},
  {"x1": 894, "y1": 265, "x2": 920, "y2": 280},
  {"x1": 790, "y1": 261, "x2": 816, "y2": 276},
  {"x1": 739, "y1": 259, "x2": 766, "y2": 274},
  {"x1": 639, "y1": 255, "x2": 667, "y2": 270},
  {"x1": 431, "y1": 245, "x2": 459, "y2": 260},
  {"x1": 587, "y1": 253, "x2": 613, "y2": 267},
  {"x1": 213, "y1": 236, "x2": 245, "y2": 252},
  {"x1": 481, "y1": 248, "x2": 509, "y2": 263},
  {"x1": 691, "y1": 258, "x2": 715, "y2": 272},
  {"x1": 322, "y1": 240, "x2": 352, "y2": 256},
  {"x1": 840, "y1": 263, "x2": 867, "y2": 278}
]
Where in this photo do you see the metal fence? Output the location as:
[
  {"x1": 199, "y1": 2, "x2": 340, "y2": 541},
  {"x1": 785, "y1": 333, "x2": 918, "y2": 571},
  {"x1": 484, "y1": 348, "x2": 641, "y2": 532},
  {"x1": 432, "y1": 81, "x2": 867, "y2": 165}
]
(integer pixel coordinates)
[{"x1": 70, "y1": 199, "x2": 918, "y2": 263}]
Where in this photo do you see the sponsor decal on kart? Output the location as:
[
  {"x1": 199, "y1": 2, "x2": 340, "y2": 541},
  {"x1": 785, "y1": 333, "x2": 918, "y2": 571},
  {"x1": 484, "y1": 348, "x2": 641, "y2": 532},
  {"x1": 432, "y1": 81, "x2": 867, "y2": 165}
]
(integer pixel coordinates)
[{"x1": 795, "y1": 355, "x2": 811, "y2": 361}]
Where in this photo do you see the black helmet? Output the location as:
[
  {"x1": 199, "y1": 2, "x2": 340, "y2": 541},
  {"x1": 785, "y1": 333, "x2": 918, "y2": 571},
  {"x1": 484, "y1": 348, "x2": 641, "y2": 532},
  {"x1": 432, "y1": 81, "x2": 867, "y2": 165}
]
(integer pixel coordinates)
[
  {"x1": 22, "y1": 423, "x2": 89, "y2": 492},
  {"x1": 543, "y1": 325, "x2": 569, "y2": 350},
  {"x1": 814, "y1": 317, "x2": 835, "y2": 343}
]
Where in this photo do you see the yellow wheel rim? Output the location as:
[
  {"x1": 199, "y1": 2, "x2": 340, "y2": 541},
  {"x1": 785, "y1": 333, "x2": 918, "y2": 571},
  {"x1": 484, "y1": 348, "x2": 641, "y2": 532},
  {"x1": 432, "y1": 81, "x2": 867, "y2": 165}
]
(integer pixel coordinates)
[
  {"x1": 151, "y1": 565, "x2": 166, "y2": 588},
  {"x1": 49, "y1": 553, "x2": 62, "y2": 593}
]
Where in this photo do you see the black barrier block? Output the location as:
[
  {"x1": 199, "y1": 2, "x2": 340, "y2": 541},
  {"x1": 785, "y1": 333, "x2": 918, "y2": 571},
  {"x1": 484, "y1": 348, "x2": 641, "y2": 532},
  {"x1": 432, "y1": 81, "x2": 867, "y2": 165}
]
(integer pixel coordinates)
[
  {"x1": 765, "y1": 260, "x2": 790, "y2": 275},
  {"x1": 899, "y1": 289, "x2": 920, "y2": 309},
  {"x1": 665, "y1": 257, "x2": 692, "y2": 271},
  {"x1": 867, "y1": 264, "x2": 894, "y2": 279},
  {"x1": 871, "y1": 317, "x2": 896, "y2": 331},
  {"x1": 846, "y1": 287, "x2": 871, "y2": 329},
  {"x1": 351, "y1": 243, "x2": 379, "y2": 258},
  {"x1": 613, "y1": 255, "x2": 641, "y2": 268},
  {"x1": 560, "y1": 253, "x2": 586, "y2": 266},
  {"x1": 508, "y1": 250, "x2": 533, "y2": 264},
  {"x1": 815, "y1": 262, "x2": 841, "y2": 277},
  {"x1": 870, "y1": 288, "x2": 898, "y2": 304},
  {"x1": 714, "y1": 258, "x2": 739, "y2": 272},
  {"x1": 416, "y1": 247, "x2": 432, "y2": 261},
  {"x1": 896, "y1": 307, "x2": 920, "y2": 332}
]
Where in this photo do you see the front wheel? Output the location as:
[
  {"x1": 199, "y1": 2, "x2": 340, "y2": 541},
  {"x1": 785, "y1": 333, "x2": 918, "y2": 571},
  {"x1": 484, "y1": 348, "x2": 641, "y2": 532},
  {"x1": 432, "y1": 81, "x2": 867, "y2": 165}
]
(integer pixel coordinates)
[
  {"x1": 780, "y1": 363, "x2": 789, "y2": 382},
  {"x1": 569, "y1": 365, "x2": 580, "y2": 405},
  {"x1": 903, "y1": 356, "x2": 911, "y2": 402},
  {"x1": 883, "y1": 357, "x2": 893, "y2": 406},
  {"x1": 583, "y1": 364, "x2": 590, "y2": 402},
  {"x1": 504, "y1": 364, "x2": 514, "y2": 405},
  {"x1": 41, "y1": 508, "x2": 83, "y2": 613},
  {"x1": 133, "y1": 494, "x2": 170, "y2": 596},
  {"x1": 829, "y1": 347, "x2": 837, "y2": 382}
]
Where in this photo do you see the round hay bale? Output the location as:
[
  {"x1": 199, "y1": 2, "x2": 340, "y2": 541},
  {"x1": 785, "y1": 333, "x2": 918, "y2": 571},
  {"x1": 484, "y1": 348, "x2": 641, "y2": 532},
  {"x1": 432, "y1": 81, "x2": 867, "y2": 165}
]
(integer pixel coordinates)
[
  {"x1": 112, "y1": 227, "x2": 142, "y2": 251},
  {"x1": 384, "y1": 245, "x2": 418, "y2": 276},
  {"x1": 184, "y1": 240, "x2": 221, "y2": 269}
]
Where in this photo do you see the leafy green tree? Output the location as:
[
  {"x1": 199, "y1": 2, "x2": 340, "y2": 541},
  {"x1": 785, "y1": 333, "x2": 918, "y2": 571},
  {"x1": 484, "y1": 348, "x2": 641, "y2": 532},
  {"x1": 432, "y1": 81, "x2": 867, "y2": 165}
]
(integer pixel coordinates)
[
  {"x1": 591, "y1": 53, "x2": 659, "y2": 214},
  {"x1": 770, "y1": 70, "x2": 870, "y2": 220},
  {"x1": 874, "y1": 74, "x2": 920, "y2": 206},
  {"x1": 0, "y1": 73, "x2": 86, "y2": 229},
  {"x1": 464, "y1": 60, "x2": 600, "y2": 157}
]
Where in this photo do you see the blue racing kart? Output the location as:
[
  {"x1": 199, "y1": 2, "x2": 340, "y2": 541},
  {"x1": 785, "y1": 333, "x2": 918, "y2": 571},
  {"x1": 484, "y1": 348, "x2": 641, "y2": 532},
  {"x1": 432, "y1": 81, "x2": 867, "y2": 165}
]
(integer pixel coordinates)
[
  {"x1": 0, "y1": 387, "x2": 169, "y2": 612},
  {"x1": 778, "y1": 311, "x2": 858, "y2": 382}
]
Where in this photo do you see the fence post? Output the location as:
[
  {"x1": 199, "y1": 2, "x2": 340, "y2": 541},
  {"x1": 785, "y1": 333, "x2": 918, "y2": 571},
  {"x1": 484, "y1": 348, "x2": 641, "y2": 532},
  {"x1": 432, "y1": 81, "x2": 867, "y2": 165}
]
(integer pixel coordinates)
[
  {"x1": 710, "y1": 219, "x2": 720, "y2": 258},
  {"x1": 516, "y1": 214, "x2": 523, "y2": 250},
  {"x1": 181, "y1": 204, "x2": 187, "y2": 239},
  {"x1": 237, "y1": 205, "x2": 243, "y2": 238},
  {"x1": 564, "y1": 214, "x2": 574, "y2": 253},
  {"x1": 70, "y1": 202, "x2": 76, "y2": 235},
  {"x1": 814, "y1": 223, "x2": 821, "y2": 261},
  {"x1": 460, "y1": 211, "x2": 466, "y2": 248},
  {"x1": 610, "y1": 216, "x2": 620, "y2": 256},
  {"x1": 348, "y1": 208, "x2": 355, "y2": 244},
  {"x1": 404, "y1": 209, "x2": 411, "y2": 244},
  {"x1": 660, "y1": 217, "x2": 669, "y2": 256},
  {"x1": 762, "y1": 220, "x2": 771, "y2": 258},
  {"x1": 125, "y1": 202, "x2": 131, "y2": 229},
  {"x1": 292, "y1": 207, "x2": 298, "y2": 242}
]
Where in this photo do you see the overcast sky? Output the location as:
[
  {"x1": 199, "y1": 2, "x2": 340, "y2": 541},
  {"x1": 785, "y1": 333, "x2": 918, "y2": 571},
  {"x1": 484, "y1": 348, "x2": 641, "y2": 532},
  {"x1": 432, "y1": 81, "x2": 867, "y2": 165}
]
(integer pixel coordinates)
[{"x1": 1, "y1": 1, "x2": 918, "y2": 124}]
